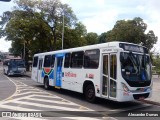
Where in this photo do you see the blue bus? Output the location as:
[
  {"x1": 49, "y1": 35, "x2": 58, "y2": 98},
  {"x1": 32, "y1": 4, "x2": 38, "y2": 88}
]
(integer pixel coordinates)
[{"x1": 3, "y1": 59, "x2": 26, "y2": 76}]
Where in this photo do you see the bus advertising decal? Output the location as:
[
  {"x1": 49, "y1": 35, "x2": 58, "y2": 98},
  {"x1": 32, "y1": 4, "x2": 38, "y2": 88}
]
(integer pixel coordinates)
[
  {"x1": 86, "y1": 74, "x2": 94, "y2": 79},
  {"x1": 42, "y1": 68, "x2": 54, "y2": 79},
  {"x1": 65, "y1": 72, "x2": 77, "y2": 77},
  {"x1": 43, "y1": 68, "x2": 52, "y2": 75}
]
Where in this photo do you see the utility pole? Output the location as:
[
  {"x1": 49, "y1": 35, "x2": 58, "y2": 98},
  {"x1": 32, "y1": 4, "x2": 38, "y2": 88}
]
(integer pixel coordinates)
[
  {"x1": 24, "y1": 41, "x2": 25, "y2": 60},
  {"x1": 62, "y1": 11, "x2": 64, "y2": 50}
]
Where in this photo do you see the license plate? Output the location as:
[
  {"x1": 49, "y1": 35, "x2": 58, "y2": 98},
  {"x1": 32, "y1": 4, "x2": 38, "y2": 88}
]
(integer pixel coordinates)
[{"x1": 139, "y1": 97, "x2": 145, "y2": 100}]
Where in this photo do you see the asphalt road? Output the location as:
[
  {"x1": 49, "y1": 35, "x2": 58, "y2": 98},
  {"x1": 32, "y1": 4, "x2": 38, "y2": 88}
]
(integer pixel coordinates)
[
  {"x1": 0, "y1": 70, "x2": 16, "y2": 101},
  {"x1": 0, "y1": 70, "x2": 160, "y2": 120}
]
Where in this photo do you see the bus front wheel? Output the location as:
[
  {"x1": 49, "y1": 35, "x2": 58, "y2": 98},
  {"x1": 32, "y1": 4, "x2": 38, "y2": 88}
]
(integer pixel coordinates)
[
  {"x1": 85, "y1": 84, "x2": 96, "y2": 103},
  {"x1": 44, "y1": 77, "x2": 50, "y2": 90}
]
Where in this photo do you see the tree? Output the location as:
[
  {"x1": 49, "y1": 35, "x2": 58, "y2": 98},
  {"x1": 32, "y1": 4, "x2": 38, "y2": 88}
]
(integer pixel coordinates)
[
  {"x1": 5, "y1": 10, "x2": 52, "y2": 51},
  {"x1": 0, "y1": 0, "x2": 87, "y2": 70},
  {"x1": 152, "y1": 57, "x2": 160, "y2": 75},
  {"x1": 0, "y1": 0, "x2": 79, "y2": 51},
  {"x1": 98, "y1": 32, "x2": 108, "y2": 43},
  {"x1": 57, "y1": 22, "x2": 87, "y2": 49},
  {"x1": 85, "y1": 32, "x2": 98, "y2": 45},
  {"x1": 102, "y1": 17, "x2": 158, "y2": 50},
  {"x1": 17, "y1": 0, "x2": 77, "y2": 50}
]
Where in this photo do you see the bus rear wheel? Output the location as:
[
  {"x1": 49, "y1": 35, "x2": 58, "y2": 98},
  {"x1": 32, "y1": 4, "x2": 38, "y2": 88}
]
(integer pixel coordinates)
[
  {"x1": 85, "y1": 84, "x2": 96, "y2": 103},
  {"x1": 44, "y1": 77, "x2": 50, "y2": 90}
]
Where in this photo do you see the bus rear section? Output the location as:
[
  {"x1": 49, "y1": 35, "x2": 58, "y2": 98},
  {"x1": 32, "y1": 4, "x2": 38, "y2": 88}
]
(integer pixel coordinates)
[{"x1": 3, "y1": 59, "x2": 26, "y2": 76}]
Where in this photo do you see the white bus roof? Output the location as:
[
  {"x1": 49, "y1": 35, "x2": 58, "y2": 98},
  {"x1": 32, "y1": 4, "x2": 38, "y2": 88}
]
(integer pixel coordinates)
[{"x1": 33, "y1": 41, "x2": 145, "y2": 56}]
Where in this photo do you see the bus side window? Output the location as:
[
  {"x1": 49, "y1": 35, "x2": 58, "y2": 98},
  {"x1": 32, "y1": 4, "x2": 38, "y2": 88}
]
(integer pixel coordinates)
[
  {"x1": 51, "y1": 55, "x2": 55, "y2": 68},
  {"x1": 64, "y1": 53, "x2": 71, "y2": 68},
  {"x1": 84, "y1": 49, "x2": 100, "y2": 69},
  {"x1": 44, "y1": 55, "x2": 51, "y2": 67},
  {"x1": 70, "y1": 51, "x2": 84, "y2": 68},
  {"x1": 33, "y1": 57, "x2": 38, "y2": 67},
  {"x1": 110, "y1": 55, "x2": 117, "y2": 79}
]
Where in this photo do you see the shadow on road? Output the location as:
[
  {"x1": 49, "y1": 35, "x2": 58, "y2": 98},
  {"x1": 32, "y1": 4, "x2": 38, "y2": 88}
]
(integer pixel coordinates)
[{"x1": 34, "y1": 84, "x2": 143, "y2": 110}]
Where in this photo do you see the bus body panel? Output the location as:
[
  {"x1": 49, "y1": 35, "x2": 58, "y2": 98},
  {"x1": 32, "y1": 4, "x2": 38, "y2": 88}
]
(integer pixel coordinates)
[
  {"x1": 31, "y1": 42, "x2": 152, "y2": 102},
  {"x1": 31, "y1": 55, "x2": 39, "y2": 82},
  {"x1": 62, "y1": 68, "x2": 101, "y2": 94}
]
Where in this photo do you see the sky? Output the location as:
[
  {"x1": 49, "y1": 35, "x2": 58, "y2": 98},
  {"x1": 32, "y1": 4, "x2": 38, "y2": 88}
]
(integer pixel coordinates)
[{"x1": 0, "y1": 0, "x2": 160, "y2": 53}]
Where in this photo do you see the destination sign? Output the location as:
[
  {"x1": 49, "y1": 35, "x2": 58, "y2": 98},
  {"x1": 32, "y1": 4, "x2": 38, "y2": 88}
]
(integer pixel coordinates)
[{"x1": 119, "y1": 43, "x2": 148, "y2": 53}]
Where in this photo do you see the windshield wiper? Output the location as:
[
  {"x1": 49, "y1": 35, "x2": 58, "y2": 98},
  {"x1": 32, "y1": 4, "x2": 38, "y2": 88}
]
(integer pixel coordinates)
[{"x1": 129, "y1": 52, "x2": 139, "y2": 74}]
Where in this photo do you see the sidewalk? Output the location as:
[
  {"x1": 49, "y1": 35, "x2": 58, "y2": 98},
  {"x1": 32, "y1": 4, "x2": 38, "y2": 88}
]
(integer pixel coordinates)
[
  {"x1": 144, "y1": 78, "x2": 160, "y2": 105},
  {"x1": 25, "y1": 71, "x2": 31, "y2": 77}
]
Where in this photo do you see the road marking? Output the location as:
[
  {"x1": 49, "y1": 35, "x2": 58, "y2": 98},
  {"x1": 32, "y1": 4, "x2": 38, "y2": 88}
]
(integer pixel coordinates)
[
  {"x1": 79, "y1": 106, "x2": 88, "y2": 110},
  {"x1": 23, "y1": 97, "x2": 80, "y2": 106},
  {"x1": 11, "y1": 100, "x2": 89, "y2": 111},
  {"x1": 0, "y1": 104, "x2": 39, "y2": 111},
  {"x1": 20, "y1": 78, "x2": 26, "y2": 80},
  {"x1": 32, "y1": 94, "x2": 66, "y2": 99},
  {"x1": 0, "y1": 76, "x2": 117, "y2": 120},
  {"x1": 13, "y1": 91, "x2": 41, "y2": 96}
]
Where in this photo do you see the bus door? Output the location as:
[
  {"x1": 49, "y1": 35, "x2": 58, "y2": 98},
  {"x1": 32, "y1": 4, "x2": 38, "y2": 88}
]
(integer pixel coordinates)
[
  {"x1": 102, "y1": 54, "x2": 117, "y2": 99},
  {"x1": 38, "y1": 58, "x2": 43, "y2": 83},
  {"x1": 55, "y1": 54, "x2": 64, "y2": 88}
]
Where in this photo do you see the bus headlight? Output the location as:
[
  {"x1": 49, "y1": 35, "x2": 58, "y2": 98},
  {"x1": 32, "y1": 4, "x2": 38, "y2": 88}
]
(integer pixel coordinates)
[{"x1": 121, "y1": 83, "x2": 129, "y2": 92}]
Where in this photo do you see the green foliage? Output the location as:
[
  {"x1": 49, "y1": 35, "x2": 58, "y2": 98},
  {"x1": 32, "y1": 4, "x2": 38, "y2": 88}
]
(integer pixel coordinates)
[
  {"x1": 57, "y1": 22, "x2": 87, "y2": 49},
  {"x1": 0, "y1": 0, "x2": 85, "y2": 58},
  {"x1": 4, "y1": 10, "x2": 52, "y2": 56},
  {"x1": 99, "y1": 17, "x2": 158, "y2": 50},
  {"x1": 98, "y1": 32, "x2": 108, "y2": 43},
  {"x1": 152, "y1": 57, "x2": 160, "y2": 75},
  {"x1": 85, "y1": 32, "x2": 98, "y2": 45}
]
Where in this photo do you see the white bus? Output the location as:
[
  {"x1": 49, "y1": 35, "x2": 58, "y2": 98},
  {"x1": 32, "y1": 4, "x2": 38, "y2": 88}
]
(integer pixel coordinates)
[
  {"x1": 31, "y1": 42, "x2": 152, "y2": 102},
  {"x1": 3, "y1": 59, "x2": 26, "y2": 76}
]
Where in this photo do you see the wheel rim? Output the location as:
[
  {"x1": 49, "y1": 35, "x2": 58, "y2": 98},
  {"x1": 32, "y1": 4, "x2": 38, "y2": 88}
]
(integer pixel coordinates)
[{"x1": 87, "y1": 88, "x2": 94, "y2": 99}]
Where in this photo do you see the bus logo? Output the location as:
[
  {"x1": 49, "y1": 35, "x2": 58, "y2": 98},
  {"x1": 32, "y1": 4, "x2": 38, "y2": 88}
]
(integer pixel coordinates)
[
  {"x1": 65, "y1": 72, "x2": 77, "y2": 77},
  {"x1": 86, "y1": 74, "x2": 94, "y2": 79}
]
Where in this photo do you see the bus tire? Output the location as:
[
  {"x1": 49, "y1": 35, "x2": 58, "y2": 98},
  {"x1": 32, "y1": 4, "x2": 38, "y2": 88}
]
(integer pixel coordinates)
[
  {"x1": 44, "y1": 77, "x2": 50, "y2": 90},
  {"x1": 7, "y1": 71, "x2": 10, "y2": 76},
  {"x1": 85, "y1": 84, "x2": 96, "y2": 103}
]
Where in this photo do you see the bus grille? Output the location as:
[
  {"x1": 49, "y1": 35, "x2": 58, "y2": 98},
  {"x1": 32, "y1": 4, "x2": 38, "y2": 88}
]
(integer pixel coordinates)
[{"x1": 133, "y1": 93, "x2": 149, "y2": 99}]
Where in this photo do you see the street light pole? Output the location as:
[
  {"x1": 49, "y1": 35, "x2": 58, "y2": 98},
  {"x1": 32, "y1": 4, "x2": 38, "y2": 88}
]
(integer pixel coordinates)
[
  {"x1": 24, "y1": 41, "x2": 25, "y2": 60},
  {"x1": 62, "y1": 12, "x2": 64, "y2": 50}
]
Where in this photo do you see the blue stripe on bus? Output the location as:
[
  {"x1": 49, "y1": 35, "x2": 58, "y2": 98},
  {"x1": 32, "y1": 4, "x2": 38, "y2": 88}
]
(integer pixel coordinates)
[
  {"x1": 41, "y1": 69, "x2": 54, "y2": 80},
  {"x1": 42, "y1": 71, "x2": 45, "y2": 78}
]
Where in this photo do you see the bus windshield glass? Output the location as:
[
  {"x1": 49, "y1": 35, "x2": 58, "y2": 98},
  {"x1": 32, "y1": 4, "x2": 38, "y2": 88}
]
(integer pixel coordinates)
[
  {"x1": 10, "y1": 60, "x2": 25, "y2": 68},
  {"x1": 120, "y1": 52, "x2": 151, "y2": 81}
]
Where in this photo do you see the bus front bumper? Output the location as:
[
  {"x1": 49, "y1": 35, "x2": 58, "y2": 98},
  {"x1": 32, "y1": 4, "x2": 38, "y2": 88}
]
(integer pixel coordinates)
[
  {"x1": 118, "y1": 89, "x2": 152, "y2": 102},
  {"x1": 8, "y1": 71, "x2": 25, "y2": 76}
]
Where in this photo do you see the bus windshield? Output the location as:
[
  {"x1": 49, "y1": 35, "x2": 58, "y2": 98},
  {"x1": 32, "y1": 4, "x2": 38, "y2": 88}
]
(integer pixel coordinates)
[
  {"x1": 120, "y1": 52, "x2": 151, "y2": 81},
  {"x1": 10, "y1": 60, "x2": 25, "y2": 68}
]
